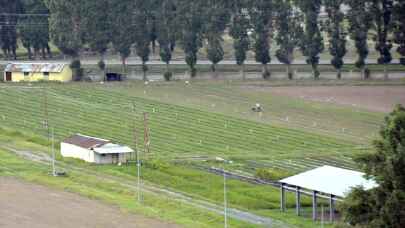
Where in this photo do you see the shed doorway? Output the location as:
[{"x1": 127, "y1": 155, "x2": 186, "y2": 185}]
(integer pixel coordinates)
[
  {"x1": 106, "y1": 73, "x2": 122, "y2": 82},
  {"x1": 5, "y1": 72, "x2": 12, "y2": 81},
  {"x1": 112, "y1": 154, "x2": 119, "y2": 164}
]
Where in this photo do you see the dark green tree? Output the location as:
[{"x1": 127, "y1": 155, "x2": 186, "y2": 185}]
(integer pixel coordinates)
[
  {"x1": 274, "y1": 0, "x2": 303, "y2": 79},
  {"x1": 0, "y1": 0, "x2": 23, "y2": 60},
  {"x1": 230, "y1": 0, "x2": 251, "y2": 80},
  {"x1": 346, "y1": 0, "x2": 373, "y2": 79},
  {"x1": 109, "y1": 0, "x2": 136, "y2": 75},
  {"x1": 324, "y1": 0, "x2": 347, "y2": 79},
  {"x1": 340, "y1": 104, "x2": 405, "y2": 228},
  {"x1": 371, "y1": 0, "x2": 394, "y2": 79},
  {"x1": 298, "y1": 0, "x2": 324, "y2": 80},
  {"x1": 82, "y1": 0, "x2": 111, "y2": 79},
  {"x1": 250, "y1": 0, "x2": 274, "y2": 79},
  {"x1": 203, "y1": 0, "x2": 230, "y2": 77},
  {"x1": 19, "y1": 0, "x2": 51, "y2": 60},
  {"x1": 177, "y1": 0, "x2": 204, "y2": 78},
  {"x1": 45, "y1": 0, "x2": 86, "y2": 80},
  {"x1": 393, "y1": 0, "x2": 405, "y2": 65},
  {"x1": 134, "y1": 0, "x2": 152, "y2": 81},
  {"x1": 156, "y1": 0, "x2": 177, "y2": 81}
]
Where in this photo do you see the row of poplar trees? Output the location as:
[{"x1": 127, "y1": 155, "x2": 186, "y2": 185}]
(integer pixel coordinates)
[{"x1": 1, "y1": 0, "x2": 405, "y2": 80}]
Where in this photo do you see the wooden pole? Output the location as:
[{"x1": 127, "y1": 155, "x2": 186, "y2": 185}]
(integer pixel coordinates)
[
  {"x1": 143, "y1": 112, "x2": 150, "y2": 154},
  {"x1": 43, "y1": 87, "x2": 50, "y2": 139},
  {"x1": 132, "y1": 103, "x2": 141, "y2": 203},
  {"x1": 51, "y1": 127, "x2": 56, "y2": 176}
]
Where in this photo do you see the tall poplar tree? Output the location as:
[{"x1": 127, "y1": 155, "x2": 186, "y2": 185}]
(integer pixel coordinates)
[
  {"x1": 324, "y1": 0, "x2": 347, "y2": 79},
  {"x1": 250, "y1": 0, "x2": 274, "y2": 79},
  {"x1": 177, "y1": 0, "x2": 204, "y2": 78},
  {"x1": 371, "y1": 0, "x2": 394, "y2": 79},
  {"x1": 230, "y1": 0, "x2": 251, "y2": 80},
  {"x1": 0, "y1": 0, "x2": 22, "y2": 60},
  {"x1": 19, "y1": 0, "x2": 51, "y2": 60},
  {"x1": 134, "y1": 0, "x2": 152, "y2": 81},
  {"x1": 275, "y1": 0, "x2": 303, "y2": 79},
  {"x1": 156, "y1": 0, "x2": 177, "y2": 81},
  {"x1": 82, "y1": 0, "x2": 111, "y2": 77},
  {"x1": 110, "y1": 0, "x2": 136, "y2": 75},
  {"x1": 45, "y1": 0, "x2": 86, "y2": 80},
  {"x1": 393, "y1": 0, "x2": 405, "y2": 65},
  {"x1": 298, "y1": 0, "x2": 324, "y2": 80},
  {"x1": 346, "y1": 0, "x2": 373, "y2": 79},
  {"x1": 203, "y1": 0, "x2": 230, "y2": 77}
]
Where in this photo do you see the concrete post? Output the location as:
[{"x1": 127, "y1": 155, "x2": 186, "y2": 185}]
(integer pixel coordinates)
[
  {"x1": 329, "y1": 194, "x2": 335, "y2": 222},
  {"x1": 312, "y1": 191, "x2": 318, "y2": 221},
  {"x1": 296, "y1": 186, "x2": 301, "y2": 216},
  {"x1": 280, "y1": 184, "x2": 286, "y2": 212}
]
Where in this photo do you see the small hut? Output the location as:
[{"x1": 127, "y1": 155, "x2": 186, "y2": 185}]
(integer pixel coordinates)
[{"x1": 61, "y1": 134, "x2": 133, "y2": 164}]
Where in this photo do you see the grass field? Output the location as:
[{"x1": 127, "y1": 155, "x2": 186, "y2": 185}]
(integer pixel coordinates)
[
  {"x1": 0, "y1": 126, "x2": 333, "y2": 228},
  {"x1": 0, "y1": 148, "x2": 257, "y2": 228},
  {"x1": 0, "y1": 80, "x2": 398, "y2": 227},
  {"x1": 0, "y1": 82, "x2": 367, "y2": 173}
]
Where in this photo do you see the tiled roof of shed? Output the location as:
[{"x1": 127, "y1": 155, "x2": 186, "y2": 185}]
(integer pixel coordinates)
[
  {"x1": 63, "y1": 134, "x2": 110, "y2": 149},
  {"x1": 5, "y1": 63, "x2": 66, "y2": 73}
]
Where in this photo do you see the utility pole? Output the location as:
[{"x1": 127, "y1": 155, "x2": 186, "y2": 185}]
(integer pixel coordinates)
[
  {"x1": 223, "y1": 163, "x2": 227, "y2": 228},
  {"x1": 132, "y1": 102, "x2": 141, "y2": 203},
  {"x1": 143, "y1": 112, "x2": 150, "y2": 154},
  {"x1": 51, "y1": 127, "x2": 56, "y2": 176},
  {"x1": 134, "y1": 123, "x2": 141, "y2": 203},
  {"x1": 43, "y1": 87, "x2": 50, "y2": 140}
]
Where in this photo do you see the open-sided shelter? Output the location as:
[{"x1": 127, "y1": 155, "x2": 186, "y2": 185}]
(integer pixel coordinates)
[{"x1": 279, "y1": 165, "x2": 377, "y2": 222}]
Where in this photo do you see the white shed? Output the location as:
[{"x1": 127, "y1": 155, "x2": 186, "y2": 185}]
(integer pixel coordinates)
[{"x1": 61, "y1": 134, "x2": 134, "y2": 164}]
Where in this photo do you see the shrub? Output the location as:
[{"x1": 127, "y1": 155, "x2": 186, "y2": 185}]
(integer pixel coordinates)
[
  {"x1": 190, "y1": 68, "x2": 197, "y2": 78},
  {"x1": 262, "y1": 70, "x2": 271, "y2": 79},
  {"x1": 144, "y1": 159, "x2": 169, "y2": 170},
  {"x1": 255, "y1": 168, "x2": 294, "y2": 181},
  {"x1": 164, "y1": 71, "x2": 173, "y2": 81},
  {"x1": 97, "y1": 60, "x2": 106, "y2": 70},
  {"x1": 364, "y1": 68, "x2": 371, "y2": 79},
  {"x1": 70, "y1": 59, "x2": 81, "y2": 69}
]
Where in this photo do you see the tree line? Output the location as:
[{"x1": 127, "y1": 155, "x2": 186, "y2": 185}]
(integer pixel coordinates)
[{"x1": 1, "y1": 0, "x2": 405, "y2": 80}]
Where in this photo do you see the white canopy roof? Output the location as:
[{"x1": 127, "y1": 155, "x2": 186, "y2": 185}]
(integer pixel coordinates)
[
  {"x1": 280, "y1": 165, "x2": 377, "y2": 198},
  {"x1": 93, "y1": 143, "x2": 134, "y2": 154}
]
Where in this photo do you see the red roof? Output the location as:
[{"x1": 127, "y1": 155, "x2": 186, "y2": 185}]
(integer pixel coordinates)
[{"x1": 63, "y1": 134, "x2": 110, "y2": 149}]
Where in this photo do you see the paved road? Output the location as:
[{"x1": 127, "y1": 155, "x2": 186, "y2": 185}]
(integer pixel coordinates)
[{"x1": 0, "y1": 58, "x2": 400, "y2": 65}]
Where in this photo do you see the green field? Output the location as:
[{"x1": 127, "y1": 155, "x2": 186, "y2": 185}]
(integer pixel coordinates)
[
  {"x1": 0, "y1": 80, "x2": 391, "y2": 227},
  {"x1": 0, "y1": 82, "x2": 369, "y2": 172}
]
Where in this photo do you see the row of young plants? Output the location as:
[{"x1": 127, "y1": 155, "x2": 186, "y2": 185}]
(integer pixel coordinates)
[
  {"x1": 0, "y1": 85, "x2": 359, "y2": 170},
  {"x1": 0, "y1": 126, "x2": 324, "y2": 228},
  {"x1": 138, "y1": 81, "x2": 383, "y2": 143}
]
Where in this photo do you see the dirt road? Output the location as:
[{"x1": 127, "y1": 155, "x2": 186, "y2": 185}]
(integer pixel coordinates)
[{"x1": 0, "y1": 177, "x2": 179, "y2": 228}]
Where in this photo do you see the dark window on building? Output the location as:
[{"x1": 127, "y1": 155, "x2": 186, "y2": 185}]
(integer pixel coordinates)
[
  {"x1": 43, "y1": 72, "x2": 49, "y2": 76},
  {"x1": 24, "y1": 72, "x2": 29, "y2": 76}
]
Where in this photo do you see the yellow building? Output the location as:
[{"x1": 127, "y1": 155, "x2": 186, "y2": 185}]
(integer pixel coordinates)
[{"x1": 3, "y1": 62, "x2": 73, "y2": 82}]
